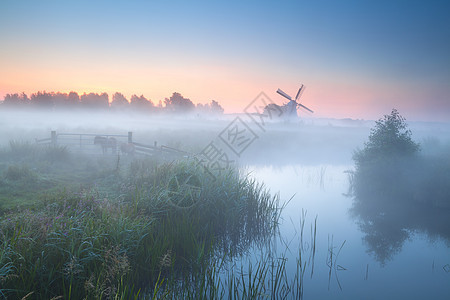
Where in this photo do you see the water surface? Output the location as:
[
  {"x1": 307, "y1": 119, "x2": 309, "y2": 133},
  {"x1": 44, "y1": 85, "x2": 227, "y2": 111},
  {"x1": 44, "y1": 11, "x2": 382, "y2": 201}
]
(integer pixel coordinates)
[{"x1": 244, "y1": 164, "x2": 450, "y2": 299}]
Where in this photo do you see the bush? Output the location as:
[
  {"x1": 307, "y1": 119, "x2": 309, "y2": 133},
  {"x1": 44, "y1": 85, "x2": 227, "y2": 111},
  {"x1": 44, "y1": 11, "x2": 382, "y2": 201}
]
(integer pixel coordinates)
[
  {"x1": 350, "y1": 109, "x2": 450, "y2": 264},
  {"x1": 353, "y1": 109, "x2": 419, "y2": 168}
]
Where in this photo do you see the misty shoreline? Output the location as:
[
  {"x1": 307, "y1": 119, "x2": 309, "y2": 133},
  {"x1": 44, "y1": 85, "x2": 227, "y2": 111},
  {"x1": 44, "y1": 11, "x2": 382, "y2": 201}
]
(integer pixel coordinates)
[{"x1": 1, "y1": 110, "x2": 449, "y2": 167}]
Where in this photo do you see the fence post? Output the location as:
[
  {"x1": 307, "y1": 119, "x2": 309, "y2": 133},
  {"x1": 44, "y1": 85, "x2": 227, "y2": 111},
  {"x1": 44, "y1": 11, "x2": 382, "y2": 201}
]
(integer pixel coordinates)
[
  {"x1": 128, "y1": 132, "x2": 133, "y2": 143},
  {"x1": 51, "y1": 131, "x2": 57, "y2": 146}
]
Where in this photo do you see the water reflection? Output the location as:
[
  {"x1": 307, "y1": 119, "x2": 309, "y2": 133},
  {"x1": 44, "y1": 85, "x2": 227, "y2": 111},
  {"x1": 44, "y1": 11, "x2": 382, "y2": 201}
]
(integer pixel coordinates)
[
  {"x1": 350, "y1": 158, "x2": 450, "y2": 264},
  {"x1": 243, "y1": 163, "x2": 450, "y2": 299}
]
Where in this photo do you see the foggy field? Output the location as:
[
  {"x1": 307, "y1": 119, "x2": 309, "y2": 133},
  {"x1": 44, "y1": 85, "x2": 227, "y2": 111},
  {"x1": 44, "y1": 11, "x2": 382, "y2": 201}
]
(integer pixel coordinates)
[
  {"x1": 0, "y1": 127, "x2": 282, "y2": 298},
  {"x1": 2, "y1": 0, "x2": 449, "y2": 298},
  {"x1": 0, "y1": 109, "x2": 378, "y2": 163},
  {"x1": 1, "y1": 109, "x2": 450, "y2": 299},
  {"x1": 1, "y1": 109, "x2": 449, "y2": 164}
]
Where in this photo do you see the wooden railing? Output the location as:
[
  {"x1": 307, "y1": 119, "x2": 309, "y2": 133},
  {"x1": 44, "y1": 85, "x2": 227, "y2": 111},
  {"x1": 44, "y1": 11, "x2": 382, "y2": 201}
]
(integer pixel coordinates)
[{"x1": 36, "y1": 131, "x2": 191, "y2": 158}]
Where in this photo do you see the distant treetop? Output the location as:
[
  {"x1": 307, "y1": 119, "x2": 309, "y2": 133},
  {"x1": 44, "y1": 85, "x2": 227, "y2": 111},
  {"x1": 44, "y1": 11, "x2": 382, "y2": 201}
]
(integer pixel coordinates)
[
  {"x1": 0, "y1": 90, "x2": 224, "y2": 115},
  {"x1": 164, "y1": 92, "x2": 195, "y2": 113}
]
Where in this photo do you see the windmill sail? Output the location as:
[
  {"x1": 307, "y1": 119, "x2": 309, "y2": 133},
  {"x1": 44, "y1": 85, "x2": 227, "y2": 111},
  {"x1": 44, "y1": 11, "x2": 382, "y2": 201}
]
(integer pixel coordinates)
[
  {"x1": 276, "y1": 89, "x2": 292, "y2": 101},
  {"x1": 295, "y1": 84, "x2": 305, "y2": 101},
  {"x1": 276, "y1": 84, "x2": 314, "y2": 117},
  {"x1": 297, "y1": 102, "x2": 313, "y2": 113}
]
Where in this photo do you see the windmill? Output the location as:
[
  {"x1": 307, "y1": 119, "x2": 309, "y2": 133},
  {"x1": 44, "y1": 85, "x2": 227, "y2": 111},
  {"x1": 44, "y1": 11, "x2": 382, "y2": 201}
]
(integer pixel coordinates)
[{"x1": 276, "y1": 84, "x2": 313, "y2": 118}]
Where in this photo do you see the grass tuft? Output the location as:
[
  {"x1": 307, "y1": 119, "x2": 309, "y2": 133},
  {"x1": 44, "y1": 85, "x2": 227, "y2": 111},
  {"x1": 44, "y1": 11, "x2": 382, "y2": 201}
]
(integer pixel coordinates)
[{"x1": 0, "y1": 144, "x2": 285, "y2": 299}]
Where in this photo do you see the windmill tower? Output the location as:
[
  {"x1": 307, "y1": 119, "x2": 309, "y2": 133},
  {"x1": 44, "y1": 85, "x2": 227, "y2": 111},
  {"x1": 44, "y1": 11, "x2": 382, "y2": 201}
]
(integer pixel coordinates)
[{"x1": 276, "y1": 84, "x2": 313, "y2": 119}]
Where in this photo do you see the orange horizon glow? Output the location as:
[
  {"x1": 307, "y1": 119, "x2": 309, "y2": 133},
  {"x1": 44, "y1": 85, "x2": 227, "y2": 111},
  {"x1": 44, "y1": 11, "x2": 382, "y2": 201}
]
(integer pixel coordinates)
[
  {"x1": 1, "y1": 1, "x2": 449, "y2": 123},
  {"x1": 0, "y1": 78, "x2": 447, "y2": 123}
]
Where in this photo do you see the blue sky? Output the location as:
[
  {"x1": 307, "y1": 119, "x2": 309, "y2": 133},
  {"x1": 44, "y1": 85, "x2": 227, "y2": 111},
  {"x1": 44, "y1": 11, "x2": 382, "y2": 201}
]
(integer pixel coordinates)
[{"x1": 1, "y1": 0, "x2": 449, "y2": 121}]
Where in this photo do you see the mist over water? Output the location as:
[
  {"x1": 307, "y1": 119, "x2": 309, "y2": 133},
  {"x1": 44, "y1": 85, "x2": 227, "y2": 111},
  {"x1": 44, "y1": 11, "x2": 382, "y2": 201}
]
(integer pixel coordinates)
[{"x1": 1, "y1": 108, "x2": 450, "y2": 299}]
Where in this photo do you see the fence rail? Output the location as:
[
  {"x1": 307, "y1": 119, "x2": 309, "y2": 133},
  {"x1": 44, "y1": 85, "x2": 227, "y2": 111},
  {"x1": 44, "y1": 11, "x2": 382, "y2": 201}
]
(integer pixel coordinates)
[{"x1": 35, "y1": 130, "x2": 191, "y2": 158}]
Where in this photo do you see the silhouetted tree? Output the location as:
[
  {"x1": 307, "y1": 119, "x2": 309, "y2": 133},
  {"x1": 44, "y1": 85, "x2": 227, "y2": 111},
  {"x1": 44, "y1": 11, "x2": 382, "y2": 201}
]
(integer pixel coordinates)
[
  {"x1": 31, "y1": 91, "x2": 54, "y2": 109},
  {"x1": 209, "y1": 100, "x2": 224, "y2": 114},
  {"x1": 130, "y1": 94, "x2": 154, "y2": 111},
  {"x1": 196, "y1": 100, "x2": 224, "y2": 115},
  {"x1": 353, "y1": 109, "x2": 419, "y2": 168},
  {"x1": 351, "y1": 109, "x2": 420, "y2": 203},
  {"x1": 196, "y1": 103, "x2": 206, "y2": 112},
  {"x1": 67, "y1": 91, "x2": 80, "y2": 106},
  {"x1": 1, "y1": 89, "x2": 225, "y2": 114},
  {"x1": 263, "y1": 103, "x2": 284, "y2": 119},
  {"x1": 3, "y1": 92, "x2": 29, "y2": 106},
  {"x1": 352, "y1": 109, "x2": 420, "y2": 197},
  {"x1": 111, "y1": 92, "x2": 129, "y2": 110},
  {"x1": 164, "y1": 92, "x2": 195, "y2": 113},
  {"x1": 52, "y1": 92, "x2": 69, "y2": 109},
  {"x1": 80, "y1": 92, "x2": 109, "y2": 109},
  {"x1": 350, "y1": 109, "x2": 423, "y2": 264}
]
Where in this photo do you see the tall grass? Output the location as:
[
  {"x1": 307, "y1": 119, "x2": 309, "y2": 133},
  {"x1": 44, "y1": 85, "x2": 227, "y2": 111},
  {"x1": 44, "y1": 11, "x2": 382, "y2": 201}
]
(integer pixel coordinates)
[
  {"x1": 0, "y1": 147, "x2": 283, "y2": 299},
  {"x1": 175, "y1": 209, "x2": 319, "y2": 300},
  {"x1": 153, "y1": 247, "x2": 311, "y2": 299},
  {"x1": 326, "y1": 235, "x2": 346, "y2": 291},
  {"x1": 7, "y1": 140, "x2": 36, "y2": 159}
]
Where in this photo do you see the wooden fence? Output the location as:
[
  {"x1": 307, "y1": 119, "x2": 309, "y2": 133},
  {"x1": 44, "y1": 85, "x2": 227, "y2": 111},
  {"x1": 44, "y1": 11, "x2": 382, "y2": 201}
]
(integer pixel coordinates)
[{"x1": 36, "y1": 130, "x2": 191, "y2": 158}]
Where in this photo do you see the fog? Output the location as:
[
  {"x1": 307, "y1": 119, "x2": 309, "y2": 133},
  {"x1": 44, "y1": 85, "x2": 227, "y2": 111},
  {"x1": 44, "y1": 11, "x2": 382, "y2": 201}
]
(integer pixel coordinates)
[
  {"x1": 1, "y1": 108, "x2": 449, "y2": 164},
  {"x1": 350, "y1": 155, "x2": 450, "y2": 263},
  {"x1": 0, "y1": 109, "x2": 367, "y2": 160},
  {"x1": 1, "y1": 108, "x2": 450, "y2": 298}
]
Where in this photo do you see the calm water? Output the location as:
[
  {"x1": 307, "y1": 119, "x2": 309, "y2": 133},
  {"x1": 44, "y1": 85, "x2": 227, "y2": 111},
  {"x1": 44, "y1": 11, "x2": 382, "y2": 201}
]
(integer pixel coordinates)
[
  {"x1": 243, "y1": 164, "x2": 450, "y2": 299},
  {"x1": 1, "y1": 111, "x2": 449, "y2": 298}
]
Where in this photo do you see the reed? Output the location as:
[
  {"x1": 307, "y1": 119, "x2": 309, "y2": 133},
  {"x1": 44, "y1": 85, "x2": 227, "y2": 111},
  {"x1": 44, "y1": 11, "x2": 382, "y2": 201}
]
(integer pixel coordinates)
[
  {"x1": 0, "y1": 146, "x2": 283, "y2": 299},
  {"x1": 326, "y1": 235, "x2": 346, "y2": 291}
]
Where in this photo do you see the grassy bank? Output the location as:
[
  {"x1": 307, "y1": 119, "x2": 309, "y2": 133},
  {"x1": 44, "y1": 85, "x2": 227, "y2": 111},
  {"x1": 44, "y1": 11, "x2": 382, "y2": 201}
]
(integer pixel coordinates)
[{"x1": 0, "y1": 142, "x2": 283, "y2": 299}]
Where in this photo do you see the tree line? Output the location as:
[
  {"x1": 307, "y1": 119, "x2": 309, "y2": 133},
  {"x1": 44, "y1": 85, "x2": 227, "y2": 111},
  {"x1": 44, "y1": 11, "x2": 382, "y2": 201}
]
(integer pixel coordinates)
[{"x1": 0, "y1": 91, "x2": 224, "y2": 114}]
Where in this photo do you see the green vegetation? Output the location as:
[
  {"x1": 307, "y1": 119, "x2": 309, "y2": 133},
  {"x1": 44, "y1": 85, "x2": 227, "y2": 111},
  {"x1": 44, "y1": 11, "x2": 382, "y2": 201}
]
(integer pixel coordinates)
[
  {"x1": 351, "y1": 109, "x2": 421, "y2": 202},
  {"x1": 353, "y1": 108, "x2": 419, "y2": 167},
  {"x1": 0, "y1": 141, "x2": 99, "y2": 209},
  {"x1": 351, "y1": 108, "x2": 450, "y2": 206},
  {"x1": 0, "y1": 141, "x2": 290, "y2": 299},
  {"x1": 350, "y1": 109, "x2": 450, "y2": 264}
]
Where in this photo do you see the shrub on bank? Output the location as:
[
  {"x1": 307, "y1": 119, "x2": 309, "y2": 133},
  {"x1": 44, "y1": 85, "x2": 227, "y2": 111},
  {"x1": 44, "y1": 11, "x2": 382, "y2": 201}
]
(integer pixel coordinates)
[{"x1": 350, "y1": 109, "x2": 450, "y2": 264}]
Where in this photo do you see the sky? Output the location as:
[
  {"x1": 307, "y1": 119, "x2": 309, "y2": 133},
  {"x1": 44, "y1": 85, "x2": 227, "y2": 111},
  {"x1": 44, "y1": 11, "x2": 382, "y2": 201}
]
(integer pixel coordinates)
[{"x1": 0, "y1": 0, "x2": 449, "y2": 122}]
